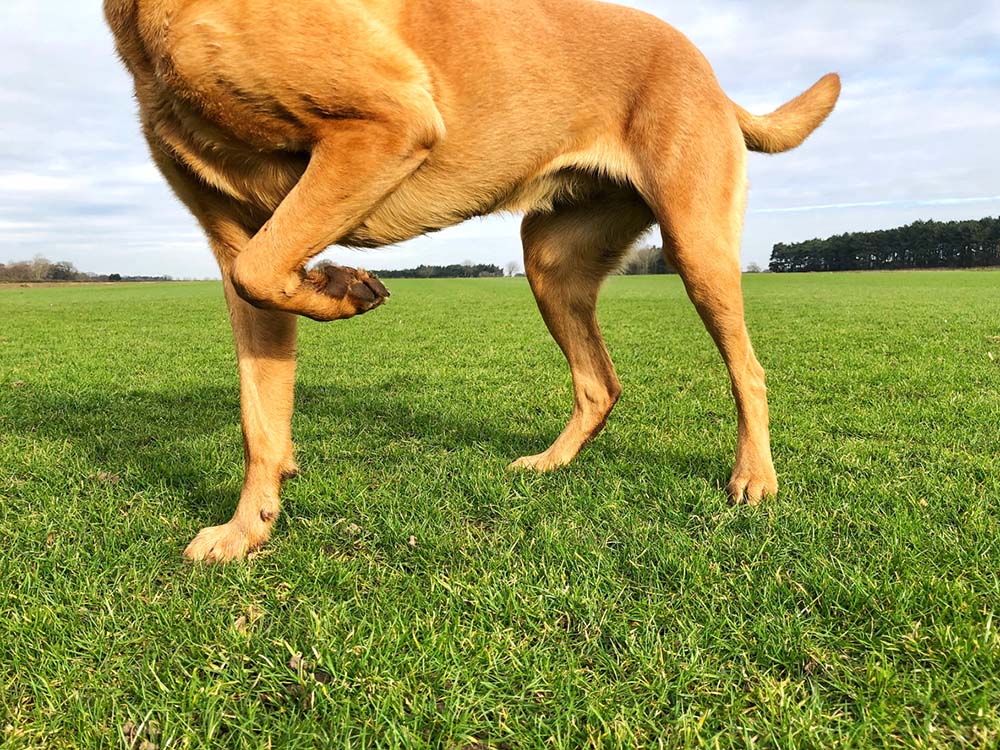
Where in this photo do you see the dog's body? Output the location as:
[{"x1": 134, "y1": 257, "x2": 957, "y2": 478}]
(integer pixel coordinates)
[{"x1": 105, "y1": 0, "x2": 840, "y2": 561}]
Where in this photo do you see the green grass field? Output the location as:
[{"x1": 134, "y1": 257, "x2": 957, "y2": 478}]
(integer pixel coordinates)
[{"x1": 2, "y1": 271, "x2": 999, "y2": 749}]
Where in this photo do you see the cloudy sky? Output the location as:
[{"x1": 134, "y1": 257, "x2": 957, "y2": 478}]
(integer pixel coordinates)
[{"x1": 1, "y1": 1, "x2": 998, "y2": 277}]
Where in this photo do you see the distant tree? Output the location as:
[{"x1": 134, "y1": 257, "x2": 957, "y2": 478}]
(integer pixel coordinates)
[
  {"x1": 30, "y1": 254, "x2": 51, "y2": 281},
  {"x1": 620, "y1": 245, "x2": 674, "y2": 275},
  {"x1": 504, "y1": 261, "x2": 521, "y2": 277},
  {"x1": 744, "y1": 262, "x2": 763, "y2": 274},
  {"x1": 1, "y1": 255, "x2": 52, "y2": 282},
  {"x1": 109, "y1": 273, "x2": 122, "y2": 282},
  {"x1": 45, "y1": 261, "x2": 79, "y2": 281},
  {"x1": 0, "y1": 259, "x2": 41, "y2": 282}
]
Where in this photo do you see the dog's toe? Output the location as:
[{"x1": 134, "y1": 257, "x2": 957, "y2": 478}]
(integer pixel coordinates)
[
  {"x1": 313, "y1": 265, "x2": 389, "y2": 316},
  {"x1": 726, "y1": 474, "x2": 777, "y2": 506},
  {"x1": 362, "y1": 273, "x2": 390, "y2": 300},
  {"x1": 509, "y1": 451, "x2": 567, "y2": 473}
]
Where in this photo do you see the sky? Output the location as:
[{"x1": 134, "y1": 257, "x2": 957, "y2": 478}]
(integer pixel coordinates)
[{"x1": 1, "y1": 1, "x2": 998, "y2": 278}]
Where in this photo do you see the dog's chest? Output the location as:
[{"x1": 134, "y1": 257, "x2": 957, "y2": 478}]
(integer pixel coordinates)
[
  {"x1": 107, "y1": 1, "x2": 310, "y2": 213},
  {"x1": 146, "y1": 93, "x2": 308, "y2": 213}
]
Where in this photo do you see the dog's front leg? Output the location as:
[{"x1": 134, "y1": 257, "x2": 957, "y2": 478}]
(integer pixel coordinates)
[
  {"x1": 183, "y1": 276, "x2": 298, "y2": 562},
  {"x1": 140, "y1": 150, "x2": 302, "y2": 562},
  {"x1": 229, "y1": 103, "x2": 442, "y2": 321}
]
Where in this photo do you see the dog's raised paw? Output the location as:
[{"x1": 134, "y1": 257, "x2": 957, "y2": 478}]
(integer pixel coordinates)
[{"x1": 312, "y1": 264, "x2": 390, "y2": 316}]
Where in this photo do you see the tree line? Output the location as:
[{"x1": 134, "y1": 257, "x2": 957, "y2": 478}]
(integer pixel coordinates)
[
  {"x1": 22, "y1": 214, "x2": 993, "y2": 284},
  {"x1": 369, "y1": 249, "x2": 679, "y2": 278},
  {"x1": 369, "y1": 263, "x2": 506, "y2": 278},
  {"x1": 769, "y1": 217, "x2": 1000, "y2": 273},
  {"x1": 0, "y1": 255, "x2": 172, "y2": 283},
  {"x1": 3, "y1": 257, "x2": 511, "y2": 283}
]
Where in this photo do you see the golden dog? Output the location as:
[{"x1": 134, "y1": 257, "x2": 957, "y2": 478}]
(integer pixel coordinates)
[{"x1": 105, "y1": 0, "x2": 840, "y2": 561}]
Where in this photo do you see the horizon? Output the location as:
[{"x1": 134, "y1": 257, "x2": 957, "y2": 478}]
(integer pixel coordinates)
[
  {"x1": 2, "y1": 1, "x2": 998, "y2": 277},
  {"x1": 6, "y1": 212, "x2": 999, "y2": 279}
]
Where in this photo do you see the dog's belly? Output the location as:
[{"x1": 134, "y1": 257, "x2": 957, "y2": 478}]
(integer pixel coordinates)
[
  {"x1": 149, "y1": 101, "x2": 532, "y2": 248},
  {"x1": 344, "y1": 164, "x2": 606, "y2": 248},
  {"x1": 343, "y1": 131, "x2": 639, "y2": 248},
  {"x1": 149, "y1": 103, "x2": 531, "y2": 246}
]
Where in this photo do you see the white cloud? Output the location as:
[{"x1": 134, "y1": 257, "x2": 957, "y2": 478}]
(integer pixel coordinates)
[{"x1": 0, "y1": 173, "x2": 89, "y2": 193}]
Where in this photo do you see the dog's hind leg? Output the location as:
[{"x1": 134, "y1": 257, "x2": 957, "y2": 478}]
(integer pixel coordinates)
[
  {"x1": 638, "y1": 103, "x2": 778, "y2": 504},
  {"x1": 512, "y1": 190, "x2": 654, "y2": 471}
]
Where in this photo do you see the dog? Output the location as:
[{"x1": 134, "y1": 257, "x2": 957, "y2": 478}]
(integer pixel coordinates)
[{"x1": 105, "y1": 0, "x2": 840, "y2": 561}]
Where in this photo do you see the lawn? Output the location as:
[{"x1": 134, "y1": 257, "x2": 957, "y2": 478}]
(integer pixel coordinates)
[{"x1": 1, "y1": 271, "x2": 998, "y2": 749}]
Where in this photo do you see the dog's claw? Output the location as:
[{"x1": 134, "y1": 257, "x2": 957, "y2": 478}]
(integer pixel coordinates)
[{"x1": 365, "y1": 274, "x2": 390, "y2": 299}]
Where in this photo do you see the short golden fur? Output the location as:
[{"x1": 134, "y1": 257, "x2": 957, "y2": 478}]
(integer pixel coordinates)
[{"x1": 105, "y1": 0, "x2": 840, "y2": 561}]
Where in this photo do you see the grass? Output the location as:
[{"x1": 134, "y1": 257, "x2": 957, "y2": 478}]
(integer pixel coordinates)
[{"x1": 1, "y1": 271, "x2": 998, "y2": 749}]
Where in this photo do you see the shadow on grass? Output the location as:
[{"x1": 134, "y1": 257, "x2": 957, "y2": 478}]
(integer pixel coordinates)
[{"x1": 5, "y1": 379, "x2": 731, "y2": 520}]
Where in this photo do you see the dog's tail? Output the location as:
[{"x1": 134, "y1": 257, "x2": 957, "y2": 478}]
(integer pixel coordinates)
[{"x1": 732, "y1": 73, "x2": 841, "y2": 154}]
